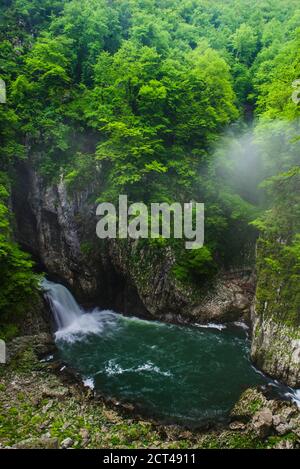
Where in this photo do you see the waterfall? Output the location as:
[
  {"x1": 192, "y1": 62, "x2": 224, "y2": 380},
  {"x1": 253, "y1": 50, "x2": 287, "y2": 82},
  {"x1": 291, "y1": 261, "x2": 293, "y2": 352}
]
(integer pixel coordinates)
[
  {"x1": 42, "y1": 279, "x2": 118, "y2": 342},
  {"x1": 42, "y1": 279, "x2": 83, "y2": 329},
  {"x1": 42, "y1": 279, "x2": 300, "y2": 416}
]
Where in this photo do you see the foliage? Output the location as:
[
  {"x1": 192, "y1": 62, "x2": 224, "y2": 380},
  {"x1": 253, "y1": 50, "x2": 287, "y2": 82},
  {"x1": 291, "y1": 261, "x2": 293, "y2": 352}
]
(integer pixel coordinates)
[
  {"x1": 0, "y1": 0, "x2": 300, "y2": 315},
  {"x1": 173, "y1": 246, "x2": 217, "y2": 283},
  {"x1": 0, "y1": 174, "x2": 39, "y2": 323},
  {"x1": 253, "y1": 168, "x2": 300, "y2": 327}
]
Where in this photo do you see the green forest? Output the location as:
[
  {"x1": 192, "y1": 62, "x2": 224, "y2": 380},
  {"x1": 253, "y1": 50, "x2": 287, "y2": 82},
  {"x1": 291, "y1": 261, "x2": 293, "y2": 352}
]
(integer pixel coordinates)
[
  {"x1": 1, "y1": 0, "x2": 299, "y2": 324},
  {"x1": 0, "y1": 0, "x2": 300, "y2": 451}
]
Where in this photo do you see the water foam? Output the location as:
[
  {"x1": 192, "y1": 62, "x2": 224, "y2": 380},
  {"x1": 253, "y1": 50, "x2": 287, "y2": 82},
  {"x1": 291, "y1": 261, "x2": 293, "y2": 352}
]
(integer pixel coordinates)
[
  {"x1": 233, "y1": 321, "x2": 249, "y2": 331},
  {"x1": 195, "y1": 323, "x2": 227, "y2": 331},
  {"x1": 83, "y1": 377, "x2": 95, "y2": 390},
  {"x1": 288, "y1": 389, "x2": 300, "y2": 408},
  {"x1": 103, "y1": 359, "x2": 172, "y2": 377},
  {"x1": 54, "y1": 310, "x2": 117, "y2": 343}
]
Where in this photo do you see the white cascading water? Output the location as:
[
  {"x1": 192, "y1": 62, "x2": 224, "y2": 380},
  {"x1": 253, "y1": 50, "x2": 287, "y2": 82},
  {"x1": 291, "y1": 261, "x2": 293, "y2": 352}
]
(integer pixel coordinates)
[
  {"x1": 42, "y1": 279, "x2": 117, "y2": 343},
  {"x1": 43, "y1": 279, "x2": 83, "y2": 329}
]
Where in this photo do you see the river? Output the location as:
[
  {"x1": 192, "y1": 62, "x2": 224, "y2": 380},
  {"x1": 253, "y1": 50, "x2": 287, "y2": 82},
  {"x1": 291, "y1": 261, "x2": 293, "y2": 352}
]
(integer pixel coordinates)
[{"x1": 43, "y1": 280, "x2": 300, "y2": 426}]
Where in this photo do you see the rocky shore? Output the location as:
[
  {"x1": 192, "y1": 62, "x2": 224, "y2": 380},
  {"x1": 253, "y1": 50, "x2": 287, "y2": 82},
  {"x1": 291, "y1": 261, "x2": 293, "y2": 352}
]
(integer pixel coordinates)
[{"x1": 1, "y1": 334, "x2": 299, "y2": 450}]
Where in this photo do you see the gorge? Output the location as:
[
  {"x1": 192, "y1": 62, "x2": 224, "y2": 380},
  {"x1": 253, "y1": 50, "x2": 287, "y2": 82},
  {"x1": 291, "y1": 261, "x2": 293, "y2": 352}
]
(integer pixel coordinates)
[
  {"x1": 1, "y1": 0, "x2": 300, "y2": 450},
  {"x1": 43, "y1": 279, "x2": 300, "y2": 427}
]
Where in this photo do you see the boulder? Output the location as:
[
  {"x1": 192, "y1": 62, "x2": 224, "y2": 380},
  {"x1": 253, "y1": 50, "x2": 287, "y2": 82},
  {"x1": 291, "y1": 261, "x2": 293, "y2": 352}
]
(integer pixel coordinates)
[
  {"x1": 251, "y1": 408, "x2": 273, "y2": 438},
  {"x1": 61, "y1": 437, "x2": 74, "y2": 449},
  {"x1": 230, "y1": 388, "x2": 268, "y2": 422},
  {"x1": 11, "y1": 437, "x2": 59, "y2": 449},
  {"x1": 274, "y1": 440, "x2": 294, "y2": 450}
]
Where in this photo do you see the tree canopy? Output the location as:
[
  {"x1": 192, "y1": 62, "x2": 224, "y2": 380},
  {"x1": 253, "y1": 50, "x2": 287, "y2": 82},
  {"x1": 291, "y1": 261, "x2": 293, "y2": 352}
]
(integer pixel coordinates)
[{"x1": 0, "y1": 0, "x2": 300, "y2": 323}]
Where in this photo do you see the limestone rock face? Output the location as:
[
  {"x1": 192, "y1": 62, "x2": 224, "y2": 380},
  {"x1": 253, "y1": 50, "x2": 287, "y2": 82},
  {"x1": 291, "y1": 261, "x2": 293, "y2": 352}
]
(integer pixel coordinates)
[
  {"x1": 12, "y1": 163, "x2": 255, "y2": 324},
  {"x1": 251, "y1": 227, "x2": 300, "y2": 387},
  {"x1": 251, "y1": 315, "x2": 300, "y2": 387},
  {"x1": 107, "y1": 238, "x2": 254, "y2": 324},
  {"x1": 230, "y1": 388, "x2": 268, "y2": 422},
  {"x1": 12, "y1": 163, "x2": 104, "y2": 301},
  {"x1": 250, "y1": 168, "x2": 300, "y2": 387}
]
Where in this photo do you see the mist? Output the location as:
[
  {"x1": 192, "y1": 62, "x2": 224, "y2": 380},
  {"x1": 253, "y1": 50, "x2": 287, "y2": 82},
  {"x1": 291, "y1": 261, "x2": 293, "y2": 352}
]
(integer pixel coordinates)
[{"x1": 211, "y1": 119, "x2": 300, "y2": 207}]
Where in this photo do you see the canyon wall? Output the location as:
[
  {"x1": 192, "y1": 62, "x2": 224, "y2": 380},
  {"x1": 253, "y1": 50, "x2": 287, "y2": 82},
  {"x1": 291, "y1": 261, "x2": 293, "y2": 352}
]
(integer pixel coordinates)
[
  {"x1": 12, "y1": 163, "x2": 254, "y2": 325},
  {"x1": 12, "y1": 163, "x2": 300, "y2": 385},
  {"x1": 251, "y1": 169, "x2": 300, "y2": 387},
  {"x1": 251, "y1": 236, "x2": 300, "y2": 387}
]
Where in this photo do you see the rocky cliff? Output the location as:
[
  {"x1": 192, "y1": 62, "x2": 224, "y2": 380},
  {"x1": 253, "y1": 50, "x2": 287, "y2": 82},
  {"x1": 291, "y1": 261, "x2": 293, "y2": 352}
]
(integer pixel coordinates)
[
  {"x1": 251, "y1": 168, "x2": 300, "y2": 387},
  {"x1": 251, "y1": 237, "x2": 300, "y2": 387},
  {"x1": 11, "y1": 163, "x2": 300, "y2": 386},
  {"x1": 11, "y1": 163, "x2": 254, "y2": 325}
]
